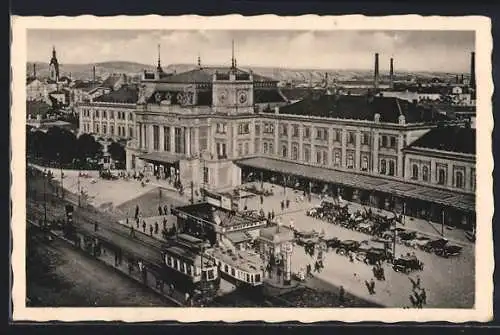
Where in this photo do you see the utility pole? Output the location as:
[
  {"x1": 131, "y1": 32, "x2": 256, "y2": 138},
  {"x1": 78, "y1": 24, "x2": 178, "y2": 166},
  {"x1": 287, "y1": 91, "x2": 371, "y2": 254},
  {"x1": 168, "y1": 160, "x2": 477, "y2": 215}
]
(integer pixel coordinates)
[
  {"x1": 191, "y1": 180, "x2": 194, "y2": 204},
  {"x1": 441, "y1": 209, "x2": 445, "y2": 237},
  {"x1": 77, "y1": 170, "x2": 81, "y2": 207},
  {"x1": 43, "y1": 172, "x2": 48, "y2": 226}
]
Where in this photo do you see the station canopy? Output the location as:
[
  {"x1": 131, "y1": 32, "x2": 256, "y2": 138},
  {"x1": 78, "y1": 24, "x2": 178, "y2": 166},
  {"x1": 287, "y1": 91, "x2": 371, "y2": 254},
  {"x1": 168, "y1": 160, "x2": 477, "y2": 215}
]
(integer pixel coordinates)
[
  {"x1": 237, "y1": 157, "x2": 475, "y2": 213},
  {"x1": 138, "y1": 152, "x2": 181, "y2": 165}
]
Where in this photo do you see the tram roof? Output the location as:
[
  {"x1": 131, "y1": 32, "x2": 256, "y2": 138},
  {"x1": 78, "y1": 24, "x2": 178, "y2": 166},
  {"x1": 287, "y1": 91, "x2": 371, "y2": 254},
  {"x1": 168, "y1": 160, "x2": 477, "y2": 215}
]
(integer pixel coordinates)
[
  {"x1": 205, "y1": 247, "x2": 264, "y2": 274},
  {"x1": 236, "y1": 157, "x2": 475, "y2": 213}
]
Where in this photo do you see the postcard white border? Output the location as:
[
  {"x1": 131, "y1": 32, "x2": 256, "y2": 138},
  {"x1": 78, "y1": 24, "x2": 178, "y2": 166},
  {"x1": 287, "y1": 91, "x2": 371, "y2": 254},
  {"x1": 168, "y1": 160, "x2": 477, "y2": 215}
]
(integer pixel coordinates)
[{"x1": 11, "y1": 14, "x2": 494, "y2": 323}]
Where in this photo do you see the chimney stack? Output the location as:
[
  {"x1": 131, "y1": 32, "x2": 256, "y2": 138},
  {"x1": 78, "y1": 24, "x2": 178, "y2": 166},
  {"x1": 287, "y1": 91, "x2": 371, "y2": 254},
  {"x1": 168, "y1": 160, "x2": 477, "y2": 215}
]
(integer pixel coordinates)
[
  {"x1": 389, "y1": 57, "x2": 394, "y2": 89},
  {"x1": 374, "y1": 53, "x2": 380, "y2": 90},
  {"x1": 33, "y1": 63, "x2": 36, "y2": 78},
  {"x1": 93, "y1": 66, "x2": 96, "y2": 82},
  {"x1": 470, "y1": 51, "x2": 476, "y2": 89}
]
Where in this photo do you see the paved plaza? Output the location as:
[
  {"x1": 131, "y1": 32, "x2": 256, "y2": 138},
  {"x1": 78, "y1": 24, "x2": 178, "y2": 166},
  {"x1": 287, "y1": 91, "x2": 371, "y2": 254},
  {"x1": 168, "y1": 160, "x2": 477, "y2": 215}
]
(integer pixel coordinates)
[{"x1": 32, "y1": 167, "x2": 474, "y2": 308}]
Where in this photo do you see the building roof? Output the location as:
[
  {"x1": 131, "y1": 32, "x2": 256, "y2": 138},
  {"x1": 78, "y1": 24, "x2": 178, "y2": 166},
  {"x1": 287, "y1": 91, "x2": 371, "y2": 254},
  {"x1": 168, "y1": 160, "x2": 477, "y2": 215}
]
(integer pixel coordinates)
[
  {"x1": 407, "y1": 126, "x2": 475, "y2": 155},
  {"x1": 73, "y1": 81, "x2": 102, "y2": 91},
  {"x1": 94, "y1": 85, "x2": 138, "y2": 103},
  {"x1": 236, "y1": 157, "x2": 475, "y2": 212},
  {"x1": 254, "y1": 89, "x2": 287, "y2": 103},
  {"x1": 174, "y1": 202, "x2": 262, "y2": 228},
  {"x1": 102, "y1": 73, "x2": 126, "y2": 88},
  {"x1": 156, "y1": 67, "x2": 276, "y2": 84},
  {"x1": 225, "y1": 231, "x2": 253, "y2": 244},
  {"x1": 271, "y1": 94, "x2": 449, "y2": 124}
]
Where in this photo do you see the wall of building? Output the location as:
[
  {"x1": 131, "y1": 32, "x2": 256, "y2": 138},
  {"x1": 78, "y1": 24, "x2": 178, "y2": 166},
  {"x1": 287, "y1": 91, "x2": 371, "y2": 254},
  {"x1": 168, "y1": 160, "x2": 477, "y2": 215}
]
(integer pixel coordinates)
[
  {"x1": 404, "y1": 151, "x2": 475, "y2": 194},
  {"x1": 77, "y1": 102, "x2": 136, "y2": 140}
]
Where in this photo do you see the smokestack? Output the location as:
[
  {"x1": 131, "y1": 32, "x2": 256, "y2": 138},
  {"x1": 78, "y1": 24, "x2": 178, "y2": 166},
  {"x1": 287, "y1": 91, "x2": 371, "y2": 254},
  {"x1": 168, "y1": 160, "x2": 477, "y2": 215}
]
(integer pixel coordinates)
[
  {"x1": 389, "y1": 57, "x2": 394, "y2": 89},
  {"x1": 92, "y1": 66, "x2": 96, "y2": 82},
  {"x1": 374, "y1": 53, "x2": 380, "y2": 90},
  {"x1": 33, "y1": 63, "x2": 36, "y2": 78},
  {"x1": 470, "y1": 51, "x2": 476, "y2": 89}
]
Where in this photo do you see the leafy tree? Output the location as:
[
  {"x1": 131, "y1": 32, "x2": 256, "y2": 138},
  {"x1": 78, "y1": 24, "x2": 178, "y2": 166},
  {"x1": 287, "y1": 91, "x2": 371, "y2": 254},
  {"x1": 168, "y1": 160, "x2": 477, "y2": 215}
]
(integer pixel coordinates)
[
  {"x1": 44, "y1": 127, "x2": 78, "y2": 164},
  {"x1": 76, "y1": 134, "x2": 103, "y2": 161},
  {"x1": 108, "y1": 141, "x2": 126, "y2": 163}
]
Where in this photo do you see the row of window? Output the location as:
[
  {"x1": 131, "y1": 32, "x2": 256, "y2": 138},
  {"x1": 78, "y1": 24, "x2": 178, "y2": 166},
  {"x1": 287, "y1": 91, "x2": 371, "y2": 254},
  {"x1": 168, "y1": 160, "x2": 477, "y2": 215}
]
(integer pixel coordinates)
[
  {"x1": 411, "y1": 164, "x2": 476, "y2": 190},
  {"x1": 82, "y1": 123, "x2": 133, "y2": 138},
  {"x1": 165, "y1": 254, "x2": 217, "y2": 281},
  {"x1": 216, "y1": 259, "x2": 262, "y2": 284},
  {"x1": 81, "y1": 109, "x2": 134, "y2": 121}
]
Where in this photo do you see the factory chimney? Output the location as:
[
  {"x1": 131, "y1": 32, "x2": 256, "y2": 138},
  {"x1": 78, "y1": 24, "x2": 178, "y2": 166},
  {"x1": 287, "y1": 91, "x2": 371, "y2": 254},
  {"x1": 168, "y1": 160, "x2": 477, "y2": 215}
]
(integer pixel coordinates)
[
  {"x1": 389, "y1": 57, "x2": 394, "y2": 89},
  {"x1": 374, "y1": 53, "x2": 380, "y2": 90},
  {"x1": 92, "y1": 66, "x2": 96, "y2": 83},
  {"x1": 33, "y1": 63, "x2": 36, "y2": 78},
  {"x1": 470, "y1": 51, "x2": 476, "y2": 89}
]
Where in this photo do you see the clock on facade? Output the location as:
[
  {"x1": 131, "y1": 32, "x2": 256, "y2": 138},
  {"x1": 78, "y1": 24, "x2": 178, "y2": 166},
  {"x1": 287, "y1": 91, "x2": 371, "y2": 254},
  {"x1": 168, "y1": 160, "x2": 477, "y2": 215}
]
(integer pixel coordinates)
[{"x1": 238, "y1": 91, "x2": 248, "y2": 104}]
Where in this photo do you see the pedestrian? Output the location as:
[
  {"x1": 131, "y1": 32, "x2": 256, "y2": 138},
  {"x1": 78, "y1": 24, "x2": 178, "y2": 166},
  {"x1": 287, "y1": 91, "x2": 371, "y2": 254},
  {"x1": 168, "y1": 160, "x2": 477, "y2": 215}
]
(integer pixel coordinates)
[
  {"x1": 135, "y1": 205, "x2": 140, "y2": 220},
  {"x1": 158, "y1": 205, "x2": 163, "y2": 216},
  {"x1": 126, "y1": 217, "x2": 129, "y2": 225},
  {"x1": 154, "y1": 222, "x2": 159, "y2": 234},
  {"x1": 136, "y1": 218, "x2": 139, "y2": 228},
  {"x1": 286, "y1": 199, "x2": 290, "y2": 208},
  {"x1": 149, "y1": 225, "x2": 153, "y2": 236},
  {"x1": 370, "y1": 278, "x2": 376, "y2": 294},
  {"x1": 164, "y1": 204, "x2": 169, "y2": 215},
  {"x1": 130, "y1": 226, "x2": 135, "y2": 238},
  {"x1": 365, "y1": 280, "x2": 372, "y2": 295},
  {"x1": 416, "y1": 275, "x2": 421, "y2": 289},
  {"x1": 280, "y1": 201, "x2": 284, "y2": 211},
  {"x1": 94, "y1": 222, "x2": 98, "y2": 232},
  {"x1": 142, "y1": 220, "x2": 146, "y2": 232},
  {"x1": 420, "y1": 288, "x2": 427, "y2": 305},
  {"x1": 409, "y1": 294, "x2": 417, "y2": 308},
  {"x1": 185, "y1": 292, "x2": 190, "y2": 303},
  {"x1": 260, "y1": 195, "x2": 264, "y2": 205},
  {"x1": 169, "y1": 283, "x2": 174, "y2": 295},
  {"x1": 339, "y1": 286, "x2": 345, "y2": 306}
]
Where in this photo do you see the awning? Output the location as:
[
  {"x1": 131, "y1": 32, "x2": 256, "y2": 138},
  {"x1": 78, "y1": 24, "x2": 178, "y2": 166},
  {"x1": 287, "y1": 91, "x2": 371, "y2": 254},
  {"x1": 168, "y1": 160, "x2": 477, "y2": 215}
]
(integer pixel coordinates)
[
  {"x1": 225, "y1": 231, "x2": 252, "y2": 244},
  {"x1": 236, "y1": 157, "x2": 475, "y2": 213},
  {"x1": 138, "y1": 152, "x2": 182, "y2": 165}
]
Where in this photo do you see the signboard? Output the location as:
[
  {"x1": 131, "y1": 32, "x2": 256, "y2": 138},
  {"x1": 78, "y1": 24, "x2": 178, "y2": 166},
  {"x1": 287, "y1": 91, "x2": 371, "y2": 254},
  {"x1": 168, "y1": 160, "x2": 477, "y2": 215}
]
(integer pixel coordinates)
[
  {"x1": 207, "y1": 197, "x2": 221, "y2": 207},
  {"x1": 221, "y1": 196, "x2": 232, "y2": 211}
]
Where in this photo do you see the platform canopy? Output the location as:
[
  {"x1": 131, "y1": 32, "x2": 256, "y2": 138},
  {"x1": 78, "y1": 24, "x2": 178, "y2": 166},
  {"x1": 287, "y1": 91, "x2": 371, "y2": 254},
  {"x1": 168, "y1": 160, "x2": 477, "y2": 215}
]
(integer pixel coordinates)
[
  {"x1": 236, "y1": 157, "x2": 475, "y2": 213},
  {"x1": 138, "y1": 152, "x2": 182, "y2": 165}
]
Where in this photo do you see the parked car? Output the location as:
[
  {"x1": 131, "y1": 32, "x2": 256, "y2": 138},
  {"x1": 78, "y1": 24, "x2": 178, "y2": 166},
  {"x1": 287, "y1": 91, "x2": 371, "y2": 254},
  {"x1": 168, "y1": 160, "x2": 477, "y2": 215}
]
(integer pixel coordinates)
[
  {"x1": 399, "y1": 231, "x2": 417, "y2": 241},
  {"x1": 336, "y1": 240, "x2": 361, "y2": 255},
  {"x1": 324, "y1": 237, "x2": 341, "y2": 249},
  {"x1": 422, "y1": 238, "x2": 448, "y2": 253},
  {"x1": 408, "y1": 235, "x2": 431, "y2": 249},
  {"x1": 392, "y1": 255, "x2": 424, "y2": 273},
  {"x1": 435, "y1": 244, "x2": 463, "y2": 258},
  {"x1": 364, "y1": 248, "x2": 392, "y2": 265}
]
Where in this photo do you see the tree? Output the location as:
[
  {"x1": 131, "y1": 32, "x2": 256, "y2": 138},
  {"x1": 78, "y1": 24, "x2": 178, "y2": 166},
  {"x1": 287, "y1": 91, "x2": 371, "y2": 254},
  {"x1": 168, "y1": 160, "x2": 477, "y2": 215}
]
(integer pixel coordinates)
[
  {"x1": 108, "y1": 141, "x2": 126, "y2": 163},
  {"x1": 76, "y1": 134, "x2": 103, "y2": 161}
]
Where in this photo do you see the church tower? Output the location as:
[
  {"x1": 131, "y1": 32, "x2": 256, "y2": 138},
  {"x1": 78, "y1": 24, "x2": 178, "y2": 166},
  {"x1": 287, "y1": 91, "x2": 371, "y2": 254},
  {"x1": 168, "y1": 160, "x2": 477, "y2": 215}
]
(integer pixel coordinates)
[{"x1": 49, "y1": 46, "x2": 60, "y2": 82}]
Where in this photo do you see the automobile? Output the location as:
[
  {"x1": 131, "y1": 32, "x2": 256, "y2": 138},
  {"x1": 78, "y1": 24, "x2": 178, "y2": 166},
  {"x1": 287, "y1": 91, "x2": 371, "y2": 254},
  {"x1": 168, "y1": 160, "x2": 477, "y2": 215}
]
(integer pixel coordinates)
[
  {"x1": 324, "y1": 237, "x2": 341, "y2": 249},
  {"x1": 399, "y1": 231, "x2": 418, "y2": 241},
  {"x1": 422, "y1": 238, "x2": 448, "y2": 253},
  {"x1": 356, "y1": 222, "x2": 373, "y2": 234},
  {"x1": 435, "y1": 244, "x2": 463, "y2": 258},
  {"x1": 364, "y1": 248, "x2": 392, "y2": 265},
  {"x1": 336, "y1": 240, "x2": 361, "y2": 255},
  {"x1": 392, "y1": 255, "x2": 424, "y2": 273}
]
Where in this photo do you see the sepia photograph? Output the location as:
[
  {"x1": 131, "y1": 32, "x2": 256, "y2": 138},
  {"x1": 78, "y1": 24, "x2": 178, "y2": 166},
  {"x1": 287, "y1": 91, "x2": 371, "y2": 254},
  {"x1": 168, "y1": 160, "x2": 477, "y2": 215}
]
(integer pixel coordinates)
[{"x1": 11, "y1": 15, "x2": 493, "y2": 323}]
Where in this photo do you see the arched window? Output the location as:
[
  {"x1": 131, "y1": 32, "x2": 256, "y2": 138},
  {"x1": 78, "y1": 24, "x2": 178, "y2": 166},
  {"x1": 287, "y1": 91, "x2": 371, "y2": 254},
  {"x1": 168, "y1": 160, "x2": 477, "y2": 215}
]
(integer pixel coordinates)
[
  {"x1": 438, "y1": 169, "x2": 446, "y2": 185},
  {"x1": 380, "y1": 159, "x2": 387, "y2": 174},
  {"x1": 455, "y1": 171, "x2": 464, "y2": 188},
  {"x1": 347, "y1": 154, "x2": 354, "y2": 169},
  {"x1": 292, "y1": 145, "x2": 299, "y2": 160},
  {"x1": 422, "y1": 166, "x2": 429, "y2": 182},
  {"x1": 334, "y1": 151, "x2": 341, "y2": 166},
  {"x1": 361, "y1": 156, "x2": 368, "y2": 171},
  {"x1": 389, "y1": 161, "x2": 395, "y2": 176},
  {"x1": 412, "y1": 164, "x2": 419, "y2": 180},
  {"x1": 282, "y1": 145, "x2": 288, "y2": 158}
]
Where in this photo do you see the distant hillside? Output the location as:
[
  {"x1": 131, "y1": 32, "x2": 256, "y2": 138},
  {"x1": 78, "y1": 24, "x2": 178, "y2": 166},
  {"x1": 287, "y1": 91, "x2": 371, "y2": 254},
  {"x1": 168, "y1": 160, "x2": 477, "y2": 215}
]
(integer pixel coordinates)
[{"x1": 27, "y1": 61, "x2": 464, "y2": 83}]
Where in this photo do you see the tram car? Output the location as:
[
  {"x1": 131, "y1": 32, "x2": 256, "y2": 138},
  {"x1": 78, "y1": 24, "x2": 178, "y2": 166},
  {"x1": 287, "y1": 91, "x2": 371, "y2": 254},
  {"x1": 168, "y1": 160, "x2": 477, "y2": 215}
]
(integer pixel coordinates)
[
  {"x1": 204, "y1": 246, "x2": 265, "y2": 289},
  {"x1": 161, "y1": 234, "x2": 220, "y2": 297}
]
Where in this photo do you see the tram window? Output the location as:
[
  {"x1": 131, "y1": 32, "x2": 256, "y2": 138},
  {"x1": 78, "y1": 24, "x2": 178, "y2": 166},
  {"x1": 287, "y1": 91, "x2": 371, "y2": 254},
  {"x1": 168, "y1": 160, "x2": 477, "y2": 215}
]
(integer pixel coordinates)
[
  {"x1": 231, "y1": 268, "x2": 236, "y2": 277},
  {"x1": 246, "y1": 273, "x2": 250, "y2": 282},
  {"x1": 174, "y1": 259, "x2": 179, "y2": 270},
  {"x1": 255, "y1": 274, "x2": 261, "y2": 283},
  {"x1": 224, "y1": 264, "x2": 229, "y2": 273},
  {"x1": 167, "y1": 256, "x2": 172, "y2": 266},
  {"x1": 207, "y1": 269, "x2": 215, "y2": 280},
  {"x1": 187, "y1": 265, "x2": 193, "y2": 276},
  {"x1": 182, "y1": 262, "x2": 187, "y2": 274}
]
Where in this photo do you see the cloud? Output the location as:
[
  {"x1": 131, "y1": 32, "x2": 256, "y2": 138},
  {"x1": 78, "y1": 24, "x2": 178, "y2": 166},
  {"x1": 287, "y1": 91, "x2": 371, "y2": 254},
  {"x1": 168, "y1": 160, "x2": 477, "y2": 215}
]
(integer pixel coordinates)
[{"x1": 27, "y1": 29, "x2": 474, "y2": 72}]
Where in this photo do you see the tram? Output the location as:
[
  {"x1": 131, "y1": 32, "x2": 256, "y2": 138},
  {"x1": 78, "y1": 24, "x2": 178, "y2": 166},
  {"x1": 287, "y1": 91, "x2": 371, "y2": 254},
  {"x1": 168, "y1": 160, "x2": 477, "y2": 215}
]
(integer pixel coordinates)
[
  {"x1": 161, "y1": 234, "x2": 220, "y2": 297},
  {"x1": 204, "y1": 246, "x2": 265, "y2": 289}
]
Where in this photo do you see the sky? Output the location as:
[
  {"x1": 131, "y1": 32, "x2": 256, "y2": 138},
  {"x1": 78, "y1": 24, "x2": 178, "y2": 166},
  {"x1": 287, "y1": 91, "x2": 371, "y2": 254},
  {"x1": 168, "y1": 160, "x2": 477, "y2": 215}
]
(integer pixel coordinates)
[{"x1": 27, "y1": 30, "x2": 475, "y2": 72}]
